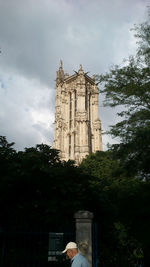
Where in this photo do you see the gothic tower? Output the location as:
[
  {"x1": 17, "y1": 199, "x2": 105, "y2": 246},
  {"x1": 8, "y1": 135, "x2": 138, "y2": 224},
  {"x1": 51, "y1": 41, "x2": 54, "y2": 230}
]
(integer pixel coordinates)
[{"x1": 53, "y1": 61, "x2": 102, "y2": 164}]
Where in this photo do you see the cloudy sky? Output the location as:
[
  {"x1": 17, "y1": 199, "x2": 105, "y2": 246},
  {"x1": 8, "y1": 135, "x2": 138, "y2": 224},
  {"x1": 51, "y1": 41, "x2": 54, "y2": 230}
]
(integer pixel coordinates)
[{"x1": 0, "y1": 0, "x2": 149, "y2": 151}]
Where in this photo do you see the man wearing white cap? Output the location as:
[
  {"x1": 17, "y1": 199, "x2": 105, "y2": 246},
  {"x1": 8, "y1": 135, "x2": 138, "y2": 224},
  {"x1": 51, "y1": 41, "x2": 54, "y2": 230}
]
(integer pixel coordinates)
[{"x1": 62, "y1": 241, "x2": 89, "y2": 267}]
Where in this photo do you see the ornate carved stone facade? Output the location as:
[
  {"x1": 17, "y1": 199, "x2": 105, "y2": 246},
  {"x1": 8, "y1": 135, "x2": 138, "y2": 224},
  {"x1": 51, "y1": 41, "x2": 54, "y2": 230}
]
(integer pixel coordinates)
[{"x1": 53, "y1": 61, "x2": 102, "y2": 164}]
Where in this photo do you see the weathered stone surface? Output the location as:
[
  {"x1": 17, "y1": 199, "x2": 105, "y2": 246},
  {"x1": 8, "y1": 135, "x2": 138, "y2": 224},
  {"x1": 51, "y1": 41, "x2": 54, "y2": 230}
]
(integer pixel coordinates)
[
  {"x1": 74, "y1": 210, "x2": 93, "y2": 267},
  {"x1": 53, "y1": 61, "x2": 102, "y2": 164}
]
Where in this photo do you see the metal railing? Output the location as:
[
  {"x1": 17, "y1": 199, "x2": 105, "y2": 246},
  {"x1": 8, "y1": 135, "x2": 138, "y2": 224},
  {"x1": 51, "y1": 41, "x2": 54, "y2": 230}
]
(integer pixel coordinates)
[{"x1": 0, "y1": 231, "x2": 74, "y2": 267}]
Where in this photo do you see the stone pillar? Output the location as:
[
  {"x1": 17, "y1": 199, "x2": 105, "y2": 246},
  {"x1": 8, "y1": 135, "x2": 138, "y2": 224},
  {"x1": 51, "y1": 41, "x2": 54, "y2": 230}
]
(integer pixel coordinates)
[{"x1": 74, "y1": 210, "x2": 93, "y2": 267}]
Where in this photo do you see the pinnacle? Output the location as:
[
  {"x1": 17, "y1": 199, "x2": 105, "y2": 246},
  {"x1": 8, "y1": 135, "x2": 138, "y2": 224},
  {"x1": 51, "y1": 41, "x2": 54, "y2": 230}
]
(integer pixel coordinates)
[
  {"x1": 78, "y1": 64, "x2": 84, "y2": 74},
  {"x1": 79, "y1": 64, "x2": 83, "y2": 70},
  {"x1": 59, "y1": 59, "x2": 63, "y2": 69}
]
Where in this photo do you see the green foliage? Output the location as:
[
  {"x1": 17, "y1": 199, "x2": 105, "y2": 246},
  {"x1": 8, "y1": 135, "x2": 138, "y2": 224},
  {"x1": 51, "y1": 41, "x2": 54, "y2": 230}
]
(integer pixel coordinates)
[
  {"x1": 0, "y1": 136, "x2": 90, "y2": 231},
  {"x1": 80, "y1": 150, "x2": 150, "y2": 266},
  {"x1": 97, "y1": 8, "x2": 150, "y2": 180},
  {"x1": 80, "y1": 151, "x2": 119, "y2": 179},
  {"x1": 92, "y1": 11, "x2": 150, "y2": 265},
  {"x1": 1, "y1": 135, "x2": 150, "y2": 265}
]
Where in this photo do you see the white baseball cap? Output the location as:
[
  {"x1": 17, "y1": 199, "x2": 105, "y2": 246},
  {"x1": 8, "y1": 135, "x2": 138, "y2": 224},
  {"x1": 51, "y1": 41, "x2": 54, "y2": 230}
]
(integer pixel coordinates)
[{"x1": 62, "y1": 242, "x2": 78, "y2": 253}]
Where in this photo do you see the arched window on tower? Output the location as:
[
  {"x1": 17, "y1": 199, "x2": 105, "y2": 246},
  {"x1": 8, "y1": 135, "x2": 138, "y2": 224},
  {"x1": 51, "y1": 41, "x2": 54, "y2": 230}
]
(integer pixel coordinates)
[
  {"x1": 85, "y1": 87, "x2": 88, "y2": 111},
  {"x1": 69, "y1": 135, "x2": 71, "y2": 157},
  {"x1": 74, "y1": 90, "x2": 77, "y2": 127},
  {"x1": 69, "y1": 92, "x2": 72, "y2": 129},
  {"x1": 74, "y1": 90, "x2": 77, "y2": 113},
  {"x1": 89, "y1": 93, "x2": 91, "y2": 121}
]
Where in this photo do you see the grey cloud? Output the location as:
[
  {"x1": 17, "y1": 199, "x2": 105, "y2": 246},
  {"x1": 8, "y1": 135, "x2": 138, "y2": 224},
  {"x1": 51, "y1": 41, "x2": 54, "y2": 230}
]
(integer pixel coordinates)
[
  {"x1": 0, "y1": 71, "x2": 53, "y2": 150},
  {"x1": 0, "y1": 0, "x2": 148, "y2": 85},
  {"x1": 0, "y1": 0, "x2": 149, "y2": 150}
]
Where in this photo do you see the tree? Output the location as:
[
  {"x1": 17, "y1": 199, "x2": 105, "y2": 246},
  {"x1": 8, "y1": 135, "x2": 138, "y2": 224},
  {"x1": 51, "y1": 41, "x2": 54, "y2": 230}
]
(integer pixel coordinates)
[
  {"x1": 95, "y1": 9, "x2": 150, "y2": 265},
  {"x1": 97, "y1": 9, "x2": 150, "y2": 180},
  {"x1": 1, "y1": 136, "x2": 149, "y2": 266},
  {"x1": 0, "y1": 136, "x2": 91, "y2": 231},
  {"x1": 79, "y1": 151, "x2": 145, "y2": 266}
]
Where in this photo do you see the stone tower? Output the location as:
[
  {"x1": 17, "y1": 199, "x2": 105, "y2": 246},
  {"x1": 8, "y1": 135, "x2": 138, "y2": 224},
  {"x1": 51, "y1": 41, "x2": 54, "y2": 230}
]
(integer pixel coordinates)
[{"x1": 53, "y1": 61, "x2": 102, "y2": 164}]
